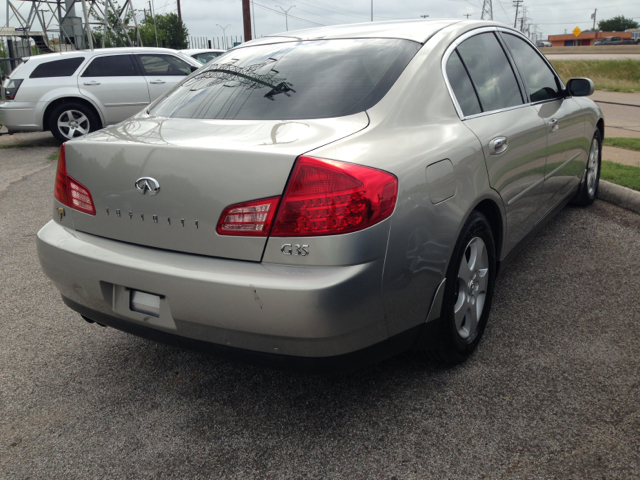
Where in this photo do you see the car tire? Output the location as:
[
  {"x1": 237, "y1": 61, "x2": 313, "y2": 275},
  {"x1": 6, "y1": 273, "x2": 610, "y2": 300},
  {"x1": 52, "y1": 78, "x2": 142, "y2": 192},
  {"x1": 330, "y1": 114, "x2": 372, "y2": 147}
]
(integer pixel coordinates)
[
  {"x1": 49, "y1": 102, "x2": 100, "y2": 143},
  {"x1": 572, "y1": 129, "x2": 602, "y2": 206},
  {"x1": 422, "y1": 211, "x2": 496, "y2": 364}
]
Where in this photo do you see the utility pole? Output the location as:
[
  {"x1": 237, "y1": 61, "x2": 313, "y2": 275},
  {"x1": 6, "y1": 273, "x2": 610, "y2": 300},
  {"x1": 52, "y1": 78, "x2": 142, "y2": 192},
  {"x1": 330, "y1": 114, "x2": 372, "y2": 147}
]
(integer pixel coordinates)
[
  {"x1": 276, "y1": 5, "x2": 295, "y2": 31},
  {"x1": 371, "y1": 0, "x2": 373, "y2": 21},
  {"x1": 177, "y1": 0, "x2": 181, "y2": 21},
  {"x1": 420, "y1": 15, "x2": 429, "y2": 18},
  {"x1": 480, "y1": 0, "x2": 492, "y2": 21},
  {"x1": 242, "y1": 0, "x2": 252, "y2": 41},
  {"x1": 464, "y1": 14, "x2": 471, "y2": 19},
  {"x1": 520, "y1": 6, "x2": 527, "y2": 33},
  {"x1": 591, "y1": 8, "x2": 597, "y2": 31},
  {"x1": 512, "y1": 0, "x2": 522, "y2": 29}
]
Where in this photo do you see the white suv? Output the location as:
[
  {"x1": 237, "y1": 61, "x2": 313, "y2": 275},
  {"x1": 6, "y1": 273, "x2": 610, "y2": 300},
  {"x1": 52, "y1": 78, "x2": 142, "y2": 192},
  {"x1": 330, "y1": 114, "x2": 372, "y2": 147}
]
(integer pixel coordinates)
[{"x1": 0, "y1": 47, "x2": 201, "y2": 142}]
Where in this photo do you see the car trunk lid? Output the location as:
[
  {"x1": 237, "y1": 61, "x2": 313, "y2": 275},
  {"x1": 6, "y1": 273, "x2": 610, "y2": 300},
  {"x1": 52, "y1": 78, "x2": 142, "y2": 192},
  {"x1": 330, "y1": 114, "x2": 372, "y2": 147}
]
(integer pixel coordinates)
[{"x1": 62, "y1": 113, "x2": 369, "y2": 261}]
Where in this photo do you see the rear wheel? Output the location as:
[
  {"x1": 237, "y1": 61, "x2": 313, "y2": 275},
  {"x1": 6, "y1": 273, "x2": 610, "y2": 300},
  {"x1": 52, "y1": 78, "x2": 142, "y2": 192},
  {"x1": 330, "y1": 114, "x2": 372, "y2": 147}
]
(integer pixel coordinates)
[
  {"x1": 572, "y1": 130, "x2": 601, "y2": 206},
  {"x1": 422, "y1": 211, "x2": 496, "y2": 364},
  {"x1": 49, "y1": 102, "x2": 100, "y2": 142}
]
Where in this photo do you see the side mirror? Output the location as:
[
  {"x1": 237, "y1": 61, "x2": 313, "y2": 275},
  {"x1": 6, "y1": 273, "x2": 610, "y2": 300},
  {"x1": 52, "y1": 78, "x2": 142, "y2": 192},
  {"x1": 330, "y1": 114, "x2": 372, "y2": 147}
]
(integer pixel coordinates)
[
  {"x1": 190, "y1": 65, "x2": 199, "y2": 72},
  {"x1": 566, "y1": 78, "x2": 595, "y2": 97}
]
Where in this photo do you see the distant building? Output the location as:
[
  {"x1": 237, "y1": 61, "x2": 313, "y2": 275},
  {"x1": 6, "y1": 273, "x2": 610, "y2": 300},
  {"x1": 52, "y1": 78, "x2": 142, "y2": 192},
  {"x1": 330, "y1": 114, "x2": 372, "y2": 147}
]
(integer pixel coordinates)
[{"x1": 548, "y1": 31, "x2": 633, "y2": 46}]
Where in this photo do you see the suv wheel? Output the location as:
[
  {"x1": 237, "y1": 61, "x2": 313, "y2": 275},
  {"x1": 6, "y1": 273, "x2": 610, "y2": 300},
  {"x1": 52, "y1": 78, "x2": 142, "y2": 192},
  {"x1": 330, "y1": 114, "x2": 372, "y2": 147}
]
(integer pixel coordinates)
[{"x1": 49, "y1": 103, "x2": 100, "y2": 142}]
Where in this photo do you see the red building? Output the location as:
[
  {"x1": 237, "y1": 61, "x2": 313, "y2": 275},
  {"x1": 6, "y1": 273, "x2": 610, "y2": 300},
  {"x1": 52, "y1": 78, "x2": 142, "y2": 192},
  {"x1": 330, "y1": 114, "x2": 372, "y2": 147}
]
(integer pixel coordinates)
[{"x1": 548, "y1": 31, "x2": 632, "y2": 46}]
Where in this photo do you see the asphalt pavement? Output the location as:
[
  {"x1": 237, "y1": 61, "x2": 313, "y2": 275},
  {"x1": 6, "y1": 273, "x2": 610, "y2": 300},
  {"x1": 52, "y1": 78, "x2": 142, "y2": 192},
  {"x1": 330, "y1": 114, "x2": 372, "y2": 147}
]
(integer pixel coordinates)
[{"x1": 1, "y1": 141, "x2": 639, "y2": 478}]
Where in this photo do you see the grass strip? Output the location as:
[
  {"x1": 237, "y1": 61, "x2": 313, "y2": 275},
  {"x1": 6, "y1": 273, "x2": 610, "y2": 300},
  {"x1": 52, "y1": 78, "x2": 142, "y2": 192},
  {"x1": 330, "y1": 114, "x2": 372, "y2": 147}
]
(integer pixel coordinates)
[
  {"x1": 549, "y1": 60, "x2": 640, "y2": 93},
  {"x1": 600, "y1": 160, "x2": 640, "y2": 191},
  {"x1": 603, "y1": 137, "x2": 640, "y2": 152}
]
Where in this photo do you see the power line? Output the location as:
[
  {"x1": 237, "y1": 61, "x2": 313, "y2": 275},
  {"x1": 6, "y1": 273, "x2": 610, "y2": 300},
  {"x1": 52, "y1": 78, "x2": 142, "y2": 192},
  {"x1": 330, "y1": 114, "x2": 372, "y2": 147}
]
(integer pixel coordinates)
[{"x1": 253, "y1": 2, "x2": 324, "y2": 26}]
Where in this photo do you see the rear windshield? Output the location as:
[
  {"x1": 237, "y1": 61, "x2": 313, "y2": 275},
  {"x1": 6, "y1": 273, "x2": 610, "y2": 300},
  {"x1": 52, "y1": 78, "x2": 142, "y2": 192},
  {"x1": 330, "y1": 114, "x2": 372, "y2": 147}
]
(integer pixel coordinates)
[
  {"x1": 150, "y1": 38, "x2": 421, "y2": 120},
  {"x1": 30, "y1": 57, "x2": 85, "y2": 78}
]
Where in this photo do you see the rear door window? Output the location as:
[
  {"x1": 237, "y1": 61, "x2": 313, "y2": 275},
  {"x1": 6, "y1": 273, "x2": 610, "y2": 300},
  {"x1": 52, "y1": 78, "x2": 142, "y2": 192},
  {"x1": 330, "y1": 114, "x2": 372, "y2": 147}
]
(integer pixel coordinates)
[
  {"x1": 82, "y1": 55, "x2": 138, "y2": 77},
  {"x1": 445, "y1": 51, "x2": 482, "y2": 116},
  {"x1": 136, "y1": 54, "x2": 192, "y2": 75},
  {"x1": 502, "y1": 33, "x2": 562, "y2": 103},
  {"x1": 456, "y1": 33, "x2": 523, "y2": 113},
  {"x1": 30, "y1": 57, "x2": 85, "y2": 78},
  {"x1": 149, "y1": 38, "x2": 421, "y2": 121}
]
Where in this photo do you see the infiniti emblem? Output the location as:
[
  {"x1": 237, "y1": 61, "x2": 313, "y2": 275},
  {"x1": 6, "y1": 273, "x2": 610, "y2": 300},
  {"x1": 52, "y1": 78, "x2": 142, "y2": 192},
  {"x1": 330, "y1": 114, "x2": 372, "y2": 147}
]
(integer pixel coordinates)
[{"x1": 135, "y1": 177, "x2": 160, "y2": 195}]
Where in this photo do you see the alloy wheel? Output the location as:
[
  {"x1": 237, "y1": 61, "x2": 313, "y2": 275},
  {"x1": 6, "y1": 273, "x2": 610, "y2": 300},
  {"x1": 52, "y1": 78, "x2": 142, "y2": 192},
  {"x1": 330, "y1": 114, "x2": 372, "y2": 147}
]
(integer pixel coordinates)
[
  {"x1": 586, "y1": 137, "x2": 600, "y2": 197},
  {"x1": 57, "y1": 109, "x2": 90, "y2": 139},
  {"x1": 453, "y1": 236, "x2": 489, "y2": 339}
]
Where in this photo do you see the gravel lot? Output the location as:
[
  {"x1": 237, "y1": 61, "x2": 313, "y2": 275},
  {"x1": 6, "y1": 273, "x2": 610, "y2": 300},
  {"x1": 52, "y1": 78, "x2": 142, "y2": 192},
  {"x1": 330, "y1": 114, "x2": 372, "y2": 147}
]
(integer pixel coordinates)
[{"x1": 1, "y1": 147, "x2": 639, "y2": 479}]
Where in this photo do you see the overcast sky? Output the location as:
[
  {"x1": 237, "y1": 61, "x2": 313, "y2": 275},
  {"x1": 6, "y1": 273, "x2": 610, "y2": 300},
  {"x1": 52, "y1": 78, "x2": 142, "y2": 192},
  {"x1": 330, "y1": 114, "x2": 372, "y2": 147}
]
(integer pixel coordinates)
[{"x1": 3, "y1": 0, "x2": 640, "y2": 44}]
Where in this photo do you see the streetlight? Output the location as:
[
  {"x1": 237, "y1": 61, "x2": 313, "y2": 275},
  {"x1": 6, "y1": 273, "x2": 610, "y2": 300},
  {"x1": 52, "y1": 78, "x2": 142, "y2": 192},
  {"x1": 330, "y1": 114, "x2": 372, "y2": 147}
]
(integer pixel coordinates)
[
  {"x1": 217, "y1": 23, "x2": 231, "y2": 49},
  {"x1": 276, "y1": 5, "x2": 295, "y2": 31}
]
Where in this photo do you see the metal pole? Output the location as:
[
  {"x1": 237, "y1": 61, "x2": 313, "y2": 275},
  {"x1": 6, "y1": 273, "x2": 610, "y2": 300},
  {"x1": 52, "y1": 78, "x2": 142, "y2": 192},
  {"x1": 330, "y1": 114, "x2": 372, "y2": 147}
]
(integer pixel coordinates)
[
  {"x1": 150, "y1": 0, "x2": 158, "y2": 47},
  {"x1": 276, "y1": 5, "x2": 294, "y2": 31},
  {"x1": 251, "y1": 0, "x2": 256, "y2": 38},
  {"x1": 371, "y1": 0, "x2": 372, "y2": 21},
  {"x1": 216, "y1": 24, "x2": 230, "y2": 48},
  {"x1": 80, "y1": 0, "x2": 93, "y2": 49},
  {"x1": 592, "y1": 9, "x2": 597, "y2": 31}
]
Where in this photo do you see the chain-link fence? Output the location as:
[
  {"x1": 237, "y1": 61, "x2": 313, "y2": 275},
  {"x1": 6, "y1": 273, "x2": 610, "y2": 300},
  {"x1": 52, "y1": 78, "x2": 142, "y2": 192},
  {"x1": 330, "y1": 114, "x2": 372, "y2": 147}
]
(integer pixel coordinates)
[{"x1": 188, "y1": 36, "x2": 244, "y2": 51}]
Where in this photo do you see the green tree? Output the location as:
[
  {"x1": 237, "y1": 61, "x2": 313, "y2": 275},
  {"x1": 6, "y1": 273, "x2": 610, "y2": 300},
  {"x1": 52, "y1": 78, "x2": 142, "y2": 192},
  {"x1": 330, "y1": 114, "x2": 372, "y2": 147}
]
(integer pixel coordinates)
[
  {"x1": 598, "y1": 15, "x2": 639, "y2": 32},
  {"x1": 139, "y1": 12, "x2": 189, "y2": 49}
]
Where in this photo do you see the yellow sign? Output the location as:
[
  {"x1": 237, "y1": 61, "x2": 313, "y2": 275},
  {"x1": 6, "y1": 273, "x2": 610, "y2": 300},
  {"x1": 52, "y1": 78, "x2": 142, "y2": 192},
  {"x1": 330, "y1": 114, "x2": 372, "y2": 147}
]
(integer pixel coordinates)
[{"x1": 573, "y1": 27, "x2": 581, "y2": 37}]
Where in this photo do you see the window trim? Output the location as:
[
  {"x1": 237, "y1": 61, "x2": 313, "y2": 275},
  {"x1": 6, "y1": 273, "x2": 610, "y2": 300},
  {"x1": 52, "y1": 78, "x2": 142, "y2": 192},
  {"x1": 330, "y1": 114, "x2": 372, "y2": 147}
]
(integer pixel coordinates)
[{"x1": 441, "y1": 27, "x2": 566, "y2": 120}]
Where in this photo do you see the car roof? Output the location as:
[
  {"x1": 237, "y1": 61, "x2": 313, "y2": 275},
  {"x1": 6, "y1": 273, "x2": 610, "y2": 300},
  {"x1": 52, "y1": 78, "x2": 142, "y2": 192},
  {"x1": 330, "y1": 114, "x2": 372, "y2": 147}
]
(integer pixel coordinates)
[
  {"x1": 241, "y1": 19, "x2": 506, "y2": 46},
  {"x1": 180, "y1": 49, "x2": 226, "y2": 54},
  {"x1": 22, "y1": 47, "x2": 189, "y2": 63}
]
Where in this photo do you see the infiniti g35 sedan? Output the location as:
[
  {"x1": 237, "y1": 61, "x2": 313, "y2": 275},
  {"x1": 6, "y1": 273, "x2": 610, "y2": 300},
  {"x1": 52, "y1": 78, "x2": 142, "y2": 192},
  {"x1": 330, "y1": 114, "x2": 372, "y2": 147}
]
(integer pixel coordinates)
[{"x1": 37, "y1": 19, "x2": 604, "y2": 371}]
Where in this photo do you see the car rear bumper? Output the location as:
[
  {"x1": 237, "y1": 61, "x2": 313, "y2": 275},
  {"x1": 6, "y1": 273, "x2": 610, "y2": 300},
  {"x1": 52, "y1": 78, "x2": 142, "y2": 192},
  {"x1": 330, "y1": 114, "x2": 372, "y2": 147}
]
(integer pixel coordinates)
[
  {"x1": 37, "y1": 221, "x2": 401, "y2": 364},
  {"x1": 0, "y1": 101, "x2": 40, "y2": 132}
]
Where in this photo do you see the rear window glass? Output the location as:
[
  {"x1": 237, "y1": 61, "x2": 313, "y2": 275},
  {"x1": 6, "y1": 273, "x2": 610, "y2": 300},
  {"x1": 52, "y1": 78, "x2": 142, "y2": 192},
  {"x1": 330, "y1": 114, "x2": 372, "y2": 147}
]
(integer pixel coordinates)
[
  {"x1": 30, "y1": 57, "x2": 85, "y2": 78},
  {"x1": 150, "y1": 39, "x2": 420, "y2": 121}
]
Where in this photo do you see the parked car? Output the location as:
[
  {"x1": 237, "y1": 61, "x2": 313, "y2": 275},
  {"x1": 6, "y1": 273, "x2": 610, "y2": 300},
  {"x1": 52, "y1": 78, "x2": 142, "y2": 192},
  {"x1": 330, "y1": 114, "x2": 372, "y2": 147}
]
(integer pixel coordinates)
[
  {"x1": 179, "y1": 48, "x2": 227, "y2": 64},
  {"x1": 595, "y1": 36, "x2": 622, "y2": 45},
  {"x1": 536, "y1": 41, "x2": 552, "y2": 47},
  {"x1": 0, "y1": 47, "x2": 201, "y2": 142},
  {"x1": 37, "y1": 20, "x2": 604, "y2": 371}
]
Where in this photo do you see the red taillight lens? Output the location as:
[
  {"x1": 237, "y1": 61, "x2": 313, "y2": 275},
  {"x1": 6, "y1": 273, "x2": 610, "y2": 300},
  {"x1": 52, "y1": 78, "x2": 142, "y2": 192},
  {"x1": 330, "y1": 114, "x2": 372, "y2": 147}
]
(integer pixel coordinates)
[
  {"x1": 54, "y1": 143, "x2": 96, "y2": 216},
  {"x1": 272, "y1": 156, "x2": 397, "y2": 237},
  {"x1": 216, "y1": 196, "x2": 280, "y2": 236}
]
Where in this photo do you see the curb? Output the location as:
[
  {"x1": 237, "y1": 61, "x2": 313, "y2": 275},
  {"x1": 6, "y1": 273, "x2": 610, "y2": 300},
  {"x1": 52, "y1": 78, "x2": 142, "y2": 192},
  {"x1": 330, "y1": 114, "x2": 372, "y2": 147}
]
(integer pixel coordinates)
[{"x1": 598, "y1": 180, "x2": 640, "y2": 215}]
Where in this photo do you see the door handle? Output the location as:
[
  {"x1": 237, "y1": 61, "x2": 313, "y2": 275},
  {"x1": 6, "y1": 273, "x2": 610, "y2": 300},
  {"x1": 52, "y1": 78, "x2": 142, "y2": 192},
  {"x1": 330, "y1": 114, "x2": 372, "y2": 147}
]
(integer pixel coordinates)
[
  {"x1": 549, "y1": 118, "x2": 559, "y2": 132},
  {"x1": 149, "y1": 80, "x2": 166, "y2": 84},
  {"x1": 83, "y1": 81, "x2": 100, "y2": 86},
  {"x1": 489, "y1": 136, "x2": 508, "y2": 155}
]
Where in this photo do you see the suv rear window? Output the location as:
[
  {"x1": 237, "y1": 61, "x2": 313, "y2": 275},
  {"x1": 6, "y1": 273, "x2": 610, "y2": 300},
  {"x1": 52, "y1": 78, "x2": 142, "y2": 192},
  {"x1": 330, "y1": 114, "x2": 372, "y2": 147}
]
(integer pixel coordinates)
[
  {"x1": 150, "y1": 39, "x2": 420, "y2": 121},
  {"x1": 30, "y1": 57, "x2": 85, "y2": 78}
]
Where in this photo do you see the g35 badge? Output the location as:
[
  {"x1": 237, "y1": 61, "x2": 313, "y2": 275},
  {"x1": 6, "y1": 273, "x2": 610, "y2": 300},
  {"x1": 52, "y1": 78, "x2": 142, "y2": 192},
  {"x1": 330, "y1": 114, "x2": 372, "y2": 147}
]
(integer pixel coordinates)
[{"x1": 281, "y1": 244, "x2": 309, "y2": 256}]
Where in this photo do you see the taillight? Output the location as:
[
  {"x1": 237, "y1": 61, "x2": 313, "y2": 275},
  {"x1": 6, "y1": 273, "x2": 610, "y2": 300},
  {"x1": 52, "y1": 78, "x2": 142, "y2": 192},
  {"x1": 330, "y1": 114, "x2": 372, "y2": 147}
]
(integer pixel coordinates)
[
  {"x1": 272, "y1": 156, "x2": 397, "y2": 237},
  {"x1": 216, "y1": 196, "x2": 280, "y2": 236},
  {"x1": 1, "y1": 78, "x2": 23, "y2": 100},
  {"x1": 54, "y1": 143, "x2": 96, "y2": 215}
]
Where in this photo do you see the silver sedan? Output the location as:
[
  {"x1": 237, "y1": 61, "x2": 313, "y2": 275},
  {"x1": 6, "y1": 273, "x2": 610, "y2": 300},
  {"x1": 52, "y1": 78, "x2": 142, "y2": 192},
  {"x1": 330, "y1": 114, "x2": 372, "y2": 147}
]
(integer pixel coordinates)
[{"x1": 37, "y1": 20, "x2": 604, "y2": 371}]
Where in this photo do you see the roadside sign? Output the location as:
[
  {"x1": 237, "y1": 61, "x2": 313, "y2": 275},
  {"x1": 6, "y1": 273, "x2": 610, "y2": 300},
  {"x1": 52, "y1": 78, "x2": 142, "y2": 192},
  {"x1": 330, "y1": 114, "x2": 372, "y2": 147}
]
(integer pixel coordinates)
[
  {"x1": 233, "y1": 42, "x2": 241, "y2": 47},
  {"x1": 573, "y1": 27, "x2": 581, "y2": 37}
]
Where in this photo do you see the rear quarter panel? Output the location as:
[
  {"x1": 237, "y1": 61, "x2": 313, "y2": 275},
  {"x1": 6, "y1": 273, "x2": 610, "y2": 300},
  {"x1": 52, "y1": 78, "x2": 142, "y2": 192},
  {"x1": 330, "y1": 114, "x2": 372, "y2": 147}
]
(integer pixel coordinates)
[{"x1": 308, "y1": 25, "x2": 503, "y2": 337}]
